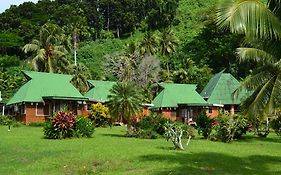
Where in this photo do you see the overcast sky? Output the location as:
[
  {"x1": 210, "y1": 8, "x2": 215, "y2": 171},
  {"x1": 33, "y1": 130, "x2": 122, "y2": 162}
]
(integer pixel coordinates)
[{"x1": 0, "y1": 0, "x2": 39, "y2": 13}]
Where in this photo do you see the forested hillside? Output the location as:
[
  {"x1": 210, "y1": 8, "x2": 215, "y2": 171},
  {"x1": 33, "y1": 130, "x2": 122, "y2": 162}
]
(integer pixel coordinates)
[{"x1": 0, "y1": 0, "x2": 254, "y2": 102}]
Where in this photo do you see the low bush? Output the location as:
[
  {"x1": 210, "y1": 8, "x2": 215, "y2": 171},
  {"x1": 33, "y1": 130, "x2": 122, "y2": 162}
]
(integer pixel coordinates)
[
  {"x1": 89, "y1": 103, "x2": 112, "y2": 127},
  {"x1": 0, "y1": 115, "x2": 14, "y2": 125},
  {"x1": 134, "y1": 113, "x2": 172, "y2": 139},
  {"x1": 28, "y1": 122, "x2": 45, "y2": 127},
  {"x1": 44, "y1": 112, "x2": 95, "y2": 139},
  {"x1": 195, "y1": 111, "x2": 213, "y2": 139},
  {"x1": 211, "y1": 114, "x2": 248, "y2": 143},
  {"x1": 271, "y1": 115, "x2": 281, "y2": 137},
  {"x1": 0, "y1": 115, "x2": 21, "y2": 127},
  {"x1": 75, "y1": 116, "x2": 95, "y2": 138}
]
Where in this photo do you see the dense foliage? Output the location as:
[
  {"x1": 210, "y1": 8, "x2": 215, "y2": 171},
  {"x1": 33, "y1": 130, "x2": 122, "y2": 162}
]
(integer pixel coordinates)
[
  {"x1": 0, "y1": 0, "x2": 254, "y2": 103},
  {"x1": 134, "y1": 113, "x2": 171, "y2": 139},
  {"x1": 89, "y1": 103, "x2": 111, "y2": 127},
  {"x1": 211, "y1": 114, "x2": 248, "y2": 143},
  {"x1": 43, "y1": 111, "x2": 94, "y2": 139},
  {"x1": 195, "y1": 111, "x2": 213, "y2": 139}
]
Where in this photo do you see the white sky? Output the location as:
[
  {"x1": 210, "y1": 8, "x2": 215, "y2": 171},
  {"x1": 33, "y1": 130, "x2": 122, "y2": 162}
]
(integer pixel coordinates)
[{"x1": 0, "y1": 0, "x2": 39, "y2": 13}]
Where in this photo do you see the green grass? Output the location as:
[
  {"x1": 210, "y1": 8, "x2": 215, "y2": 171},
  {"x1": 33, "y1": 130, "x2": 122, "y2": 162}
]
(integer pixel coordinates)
[{"x1": 0, "y1": 126, "x2": 281, "y2": 175}]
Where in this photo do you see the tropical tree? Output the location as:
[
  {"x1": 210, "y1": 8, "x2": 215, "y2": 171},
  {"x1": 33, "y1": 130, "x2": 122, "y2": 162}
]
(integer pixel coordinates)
[
  {"x1": 68, "y1": 63, "x2": 92, "y2": 93},
  {"x1": 217, "y1": 0, "x2": 281, "y2": 118},
  {"x1": 139, "y1": 32, "x2": 158, "y2": 56},
  {"x1": 23, "y1": 23, "x2": 71, "y2": 73},
  {"x1": 108, "y1": 82, "x2": 143, "y2": 135},
  {"x1": 159, "y1": 28, "x2": 178, "y2": 80}
]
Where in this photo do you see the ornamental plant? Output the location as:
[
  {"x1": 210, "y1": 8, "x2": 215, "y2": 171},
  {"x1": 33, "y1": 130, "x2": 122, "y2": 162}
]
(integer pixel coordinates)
[
  {"x1": 211, "y1": 114, "x2": 248, "y2": 143},
  {"x1": 44, "y1": 112, "x2": 77, "y2": 139},
  {"x1": 44, "y1": 112, "x2": 95, "y2": 139},
  {"x1": 164, "y1": 122, "x2": 195, "y2": 150},
  {"x1": 89, "y1": 103, "x2": 111, "y2": 127}
]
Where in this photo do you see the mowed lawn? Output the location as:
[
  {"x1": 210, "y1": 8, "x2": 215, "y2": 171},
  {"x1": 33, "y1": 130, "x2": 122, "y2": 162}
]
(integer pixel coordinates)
[{"x1": 0, "y1": 126, "x2": 281, "y2": 175}]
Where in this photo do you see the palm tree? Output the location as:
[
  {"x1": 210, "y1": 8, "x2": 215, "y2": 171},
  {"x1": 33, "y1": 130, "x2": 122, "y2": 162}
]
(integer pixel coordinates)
[
  {"x1": 108, "y1": 82, "x2": 143, "y2": 135},
  {"x1": 217, "y1": 0, "x2": 281, "y2": 118},
  {"x1": 23, "y1": 23, "x2": 71, "y2": 73},
  {"x1": 139, "y1": 32, "x2": 158, "y2": 56},
  {"x1": 68, "y1": 63, "x2": 92, "y2": 93},
  {"x1": 159, "y1": 28, "x2": 178, "y2": 80}
]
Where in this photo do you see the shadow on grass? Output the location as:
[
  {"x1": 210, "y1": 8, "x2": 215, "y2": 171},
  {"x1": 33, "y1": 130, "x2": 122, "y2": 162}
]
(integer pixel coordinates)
[
  {"x1": 101, "y1": 133, "x2": 127, "y2": 138},
  {"x1": 236, "y1": 134, "x2": 281, "y2": 144},
  {"x1": 139, "y1": 152, "x2": 281, "y2": 175}
]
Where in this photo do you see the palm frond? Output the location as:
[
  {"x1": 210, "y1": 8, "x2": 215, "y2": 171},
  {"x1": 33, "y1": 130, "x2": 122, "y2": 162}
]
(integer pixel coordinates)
[
  {"x1": 23, "y1": 43, "x2": 40, "y2": 53},
  {"x1": 217, "y1": 0, "x2": 281, "y2": 40},
  {"x1": 237, "y1": 47, "x2": 278, "y2": 64}
]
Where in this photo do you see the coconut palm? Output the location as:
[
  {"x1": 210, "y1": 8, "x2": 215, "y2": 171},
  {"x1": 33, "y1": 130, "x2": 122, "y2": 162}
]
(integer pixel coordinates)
[
  {"x1": 108, "y1": 82, "x2": 143, "y2": 135},
  {"x1": 217, "y1": 0, "x2": 281, "y2": 117},
  {"x1": 139, "y1": 32, "x2": 158, "y2": 56},
  {"x1": 68, "y1": 63, "x2": 92, "y2": 93},
  {"x1": 23, "y1": 23, "x2": 71, "y2": 73},
  {"x1": 159, "y1": 28, "x2": 178, "y2": 80}
]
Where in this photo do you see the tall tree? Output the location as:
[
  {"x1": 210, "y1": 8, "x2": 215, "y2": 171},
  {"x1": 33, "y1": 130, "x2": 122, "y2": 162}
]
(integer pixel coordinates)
[
  {"x1": 108, "y1": 82, "x2": 143, "y2": 135},
  {"x1": 68, "y1": 63, "x2": 92, "y2": 93},
  {"x1": 139, "y1": 32, "x2": 158, "y2": 56},
  {"x1": 159, "y1": 28, "x2": 178, "y2": 80},
  {"x1": 23, "y1": 23, "x2": 71, "y2": 73},
  {"x1": 217, "y1": 0, "x2": 281, "y2": 117}
]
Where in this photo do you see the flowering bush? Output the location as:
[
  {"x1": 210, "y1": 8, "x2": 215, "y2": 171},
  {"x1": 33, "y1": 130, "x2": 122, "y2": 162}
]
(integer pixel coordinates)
[
  {"x1": 89, "y1": 103, "x2": 111, "y2": 127},
  {"x1": 44, "y1": 112, "x2": 95, "y2": 139}
]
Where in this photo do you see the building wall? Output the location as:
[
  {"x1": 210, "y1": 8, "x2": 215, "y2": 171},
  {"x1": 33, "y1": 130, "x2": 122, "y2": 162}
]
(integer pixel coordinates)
[
  {"x1": 206, "y1": 107, "x2": 220, "y2": 118},
  {"x1": 14, "y1": 101, "x2": 89, "y2": 124},
  {"x1": 24, "y1": 103, "x2": 46, "y2": 124}
]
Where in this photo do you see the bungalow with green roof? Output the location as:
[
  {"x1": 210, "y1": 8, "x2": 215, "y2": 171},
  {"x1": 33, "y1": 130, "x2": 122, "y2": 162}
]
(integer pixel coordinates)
[
  {"x1": 85, "y1": 80, "x2": 152, "y2": 121},
  {"x1": 85, "y1": 80, "x2": 116, "y2": 103},
  {"x1": 152, "y1": 83, "x2": 208, "y2": 124},
  {"x1": 201, "y1": 70, "x2": 249, "y2": 117},
  {"x1": 7, "y1": 71, "x2": 88, "y2": 123}
]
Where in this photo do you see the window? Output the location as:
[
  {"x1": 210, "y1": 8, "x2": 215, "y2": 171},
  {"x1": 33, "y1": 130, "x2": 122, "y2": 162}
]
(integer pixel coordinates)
[
  {"x1": 54, "y1": 103, "x2": 67, "y2": 112},
  {"x1": 181, "y1": 109, "x2": 187, "y2": 119},
  {"x1": 36, "y1": 103, "x2": 50, "y2": 116},
  {"x1": 87, "y1": 104, "x2": 92, "y2": 111},
  {"x1": 208, "y1": 107, "x2": 213, "y2": 114},
  {"x1": 21, "y1": 104, "x2": 26, "y2": 114}
]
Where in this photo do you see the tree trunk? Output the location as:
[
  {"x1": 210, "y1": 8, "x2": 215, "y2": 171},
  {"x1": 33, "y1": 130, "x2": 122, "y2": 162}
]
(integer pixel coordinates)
[{"x1": 166, "y1": 58, "x2": 170, "y2": 81}]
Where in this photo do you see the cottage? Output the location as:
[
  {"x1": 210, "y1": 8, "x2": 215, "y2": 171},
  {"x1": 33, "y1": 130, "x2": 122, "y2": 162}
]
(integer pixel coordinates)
[
  {"x1": 7, "y1": 71, "x2": 88, "y2": 123},
  {"x1": 152, "y1": 83, "x2": 208, "y2": 124},
  {"x1": 85, "y1": 80, "x2": 116, "y2": 103},
  {"x1": 201, "y1": 70, "x2": 249, "y2": 117},
  {"x1": 85, "y1": 80, "x2": 151, "y2": 120}
]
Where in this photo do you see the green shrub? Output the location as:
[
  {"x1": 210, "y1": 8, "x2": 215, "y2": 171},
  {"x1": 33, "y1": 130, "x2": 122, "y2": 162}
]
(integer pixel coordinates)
[
  {"x1": 134, "y1": 129, "x2": 159, "y2": 139},
  {"x1": 0, "y1": 115, "x2": 14, "y2": 125},
  {"x1": 211, "y1": 114, "x2": 248, "y2": 143},
  {"x1": 271, "y1": 116, "x2": 281, "y2": 137},
  {"x1": 75, "y1": 116, "x2": 95, "y2": 138},
  {"x1": 28, "y1": 122, "x2": 45, "y2": 127},
  {"x1": 136, "y1": 113, "x2": 171, "y2": 136},
  {"x1": 43, "y1": 112, "x2": 95, "y2": 139},
  {"x1": 195, "y1": 111, "x2": 213, "y2": 139}
]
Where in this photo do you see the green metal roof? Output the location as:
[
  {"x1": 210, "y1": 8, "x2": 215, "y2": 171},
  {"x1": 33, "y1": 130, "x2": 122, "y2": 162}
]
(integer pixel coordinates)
[
  {"x1": 200, "y1": 70, "x2": 249, "y2": 105},
  {"x1": 152, "y1": 83, "x2": 208, "y2": 108},
  {"x1": 7, "y1": 71, "x2": 87, "y2": 105},
  {"x1": 84, "y1": 80, "x2": 116, "y2": 102}
]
